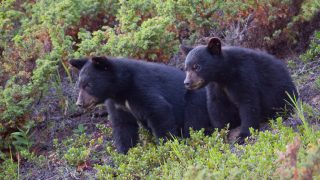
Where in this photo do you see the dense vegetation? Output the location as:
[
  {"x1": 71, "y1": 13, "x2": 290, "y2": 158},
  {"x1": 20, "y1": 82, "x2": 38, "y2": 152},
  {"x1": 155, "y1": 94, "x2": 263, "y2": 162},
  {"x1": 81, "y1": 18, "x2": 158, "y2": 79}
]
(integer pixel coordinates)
[{"x1": 0, "y1": 0, "x2": 319, "y2": 179}]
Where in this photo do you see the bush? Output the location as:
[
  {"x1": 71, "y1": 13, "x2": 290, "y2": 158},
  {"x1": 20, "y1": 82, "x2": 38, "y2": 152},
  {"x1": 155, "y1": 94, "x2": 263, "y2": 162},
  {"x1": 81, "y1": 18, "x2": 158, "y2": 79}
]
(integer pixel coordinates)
[
  {"x1": 64, "y1": 146, "x2": 90, "y2": 166},
  {"x1": 300, "y1": 31, "x2": 320, "y2": 62},
  {"x1": 95, "y1": 119, "x2": 320, "y2": 179},
  {"x1": 0, "y1": 157, "x2": 18, "y2": 180},
  {"x1": 0, "y1": 0, "x2": 116, "y2": 150}
]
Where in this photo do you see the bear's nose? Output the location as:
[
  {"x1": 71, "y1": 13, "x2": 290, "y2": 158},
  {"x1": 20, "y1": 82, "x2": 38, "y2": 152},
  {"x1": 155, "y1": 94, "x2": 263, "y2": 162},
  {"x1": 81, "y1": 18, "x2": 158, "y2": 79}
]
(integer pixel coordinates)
[
  {"x1": 184, "y1": 79, "x2": 191, "y2": 87},
  {"x1": 76, "y1": 99, "x2": 83, "y2": 108}
]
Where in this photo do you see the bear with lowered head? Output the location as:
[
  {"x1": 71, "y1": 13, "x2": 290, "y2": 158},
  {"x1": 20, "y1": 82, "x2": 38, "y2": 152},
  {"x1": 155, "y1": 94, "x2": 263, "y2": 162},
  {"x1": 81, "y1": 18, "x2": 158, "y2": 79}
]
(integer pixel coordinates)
[
  {"x1": 69, "y1": 56, "x2": 211, "y2": 153},
  {"x1": 181, "y1": 38, "x2": 298, "y2": 143}
]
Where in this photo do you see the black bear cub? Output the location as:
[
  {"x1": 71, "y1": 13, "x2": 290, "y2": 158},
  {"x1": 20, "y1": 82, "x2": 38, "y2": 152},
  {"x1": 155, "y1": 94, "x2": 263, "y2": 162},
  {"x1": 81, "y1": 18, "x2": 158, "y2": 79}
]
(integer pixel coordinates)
[
  {"x1": 70, "y1": 56, "x2": 211, "y2": 153},
  {"x1": 181, "y1": 38, "x2": 298, "y2": 143}
]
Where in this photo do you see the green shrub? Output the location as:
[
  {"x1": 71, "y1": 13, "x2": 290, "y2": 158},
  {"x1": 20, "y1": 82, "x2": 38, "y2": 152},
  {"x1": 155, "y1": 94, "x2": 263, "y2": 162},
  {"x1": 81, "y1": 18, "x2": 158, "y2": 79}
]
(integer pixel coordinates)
[
  {"x1": 74, "y1": 0, "x2": 232, "y2": 61},
  {"x1": 95, "y1": 119, "x2": 320, "y2": 179},
  {"x1": 95, "y1": 94, "x2": 319, "y2": 179},
  {"x1": 315, "y1": 76, "x2": 320, "y2": 90},
  {"x1": 0, "y1": 157, "x2": 18, "y2": 180},
  {"x1": 64, "y1": 146, "x2": 90, "y2": 166},
  {"x1": 0, "y1": 0, "x2": 116, "y2": 150},
  {"x1": 299, "y1": 0, "x2": 320, "y2": 21},
  {"x1": 300, "y1": 31, "x2": 320, "y2": 62}
]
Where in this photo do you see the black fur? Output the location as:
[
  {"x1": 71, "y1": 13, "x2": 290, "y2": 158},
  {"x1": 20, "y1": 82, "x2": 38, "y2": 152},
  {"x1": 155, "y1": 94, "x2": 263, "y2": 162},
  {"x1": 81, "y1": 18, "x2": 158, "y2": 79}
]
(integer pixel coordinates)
[
  {"x1": 70, "y1": 56, "x2": 212, "y2": 153},
  {"x1": 182, "y1": 38, "x2": 298, "y2": 143}
]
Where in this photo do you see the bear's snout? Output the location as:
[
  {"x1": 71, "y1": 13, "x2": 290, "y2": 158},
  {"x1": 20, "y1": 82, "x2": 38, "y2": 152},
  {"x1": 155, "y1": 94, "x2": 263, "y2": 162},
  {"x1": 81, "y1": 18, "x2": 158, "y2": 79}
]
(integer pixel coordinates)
[
  {"x1": 76, "y1": 89, "x2": 98, "y2": 109},
  {"x1": 184, "y1": 79, "x2": 191, "y2": 88},
  {"x1": 184, "y1": 71, "x2": 205, "y2": 90},
  {"x1": 76, "y1": 98, "x2": 83, "y2": 108}
]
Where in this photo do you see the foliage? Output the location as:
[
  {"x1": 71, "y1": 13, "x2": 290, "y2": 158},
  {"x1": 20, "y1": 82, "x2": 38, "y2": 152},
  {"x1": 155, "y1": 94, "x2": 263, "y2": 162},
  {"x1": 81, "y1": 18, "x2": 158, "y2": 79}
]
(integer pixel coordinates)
[
  {"x1": 73, "y1": 124, "x2": 87, "y2": 135},
  {"x1": 0, "y1": 0, "x2": 115, "y2": 150},
  {"x1": 0, "y1": 149, "x2": 46, "y2": 180},
  {"x1": 54, "y1": 127, "x2": 105, "y2": 168},
  {"x1": 96, "y1": 123, "x2": 112, "y2": 137},
  {"x1": 74, "y1": 0, "x2": 231, "y2": 60},
  {"x1": 315, "y1": 76, "x2": 320, "y2": 90},
  {"x1": 99, "y1": 16, "x2": 178, "y2": 61},
  {"x1": 93, "y1": 96, "x2": 320, "y2": 179},
  {"x1": 299, "y1": 0, "x2": 320, "y2": 20},
  {"x1": 64, "y1": 146, "x2": 90, "y2": 166},
  {"x1": 231, "y1": 0, "x2": 320, "y2": 56},
  {"x1": 275, "y1": 137, "x2": 320, "y2": 179},
  {"x1": 10, "y1": 121, "x2": 34, "y2": 152},
  {"x1": 95, "y1": 119, "x2": 320, "y2": 179},
  {"x1": 300, "y1": 31, "x2": 320, "y2": 62},
  {"x1": 0, "y1": 157, "x2": 18, "y2": 180}
]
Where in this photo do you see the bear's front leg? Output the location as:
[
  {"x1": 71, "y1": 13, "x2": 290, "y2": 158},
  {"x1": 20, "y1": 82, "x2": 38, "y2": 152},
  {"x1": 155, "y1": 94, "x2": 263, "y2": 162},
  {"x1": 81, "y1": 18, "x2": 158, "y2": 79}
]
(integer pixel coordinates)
[
  {"x1": 145, "y1": 99, "x2": 179, "y2": 140},
  {"x1": 206, "y1": 83, "x2": 240, "y2": 130},
  {"x1": 106, "y1": 100, "x2": 139, "y2": 154},
  {"x1": 237, "y1": 98, "x2": 261, "y2": 144},
  {"x1": 226, "y1": 82, "x2": 261, "y2": 144}
]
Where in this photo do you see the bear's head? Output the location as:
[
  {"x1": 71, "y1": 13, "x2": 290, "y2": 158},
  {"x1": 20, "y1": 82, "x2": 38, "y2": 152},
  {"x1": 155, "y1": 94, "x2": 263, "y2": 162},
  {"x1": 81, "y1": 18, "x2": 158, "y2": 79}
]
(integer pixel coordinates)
[
  {"x1": 181, "y1": 37, "x2": 224, "y2": 90},
  {"x1": 69, "y1": 56, "x2": 119, "y2": 109}
]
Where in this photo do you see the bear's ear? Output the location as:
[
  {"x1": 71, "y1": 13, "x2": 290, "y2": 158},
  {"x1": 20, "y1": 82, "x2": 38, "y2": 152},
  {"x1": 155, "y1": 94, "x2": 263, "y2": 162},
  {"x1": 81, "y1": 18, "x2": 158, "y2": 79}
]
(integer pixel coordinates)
[
  {"x1": 180, "y1": 45, "x2": 193, "y2": 55},
  {"x1": 207, "y1": 37, "x2": 222, "y2": 55},
  {"x1": 69, "y1": 59, "x2": 88, "y2": 70},
  {"x1": 91, "y1": 56, "x2": 112, "y2": 71}
]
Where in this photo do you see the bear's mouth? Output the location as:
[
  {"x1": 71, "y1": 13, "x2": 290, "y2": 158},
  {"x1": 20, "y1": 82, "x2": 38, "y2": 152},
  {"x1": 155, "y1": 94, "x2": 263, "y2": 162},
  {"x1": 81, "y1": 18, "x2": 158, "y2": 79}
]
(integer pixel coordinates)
[
  {"x1": 85, "y1": 102, "x2": 98, "y2": 109},
  {"x1": 76, "y1": 89, "x2": 100, "y2": 110},
  {"x1": 185, "y1": 80, "x2": 205, "y2": 90}
]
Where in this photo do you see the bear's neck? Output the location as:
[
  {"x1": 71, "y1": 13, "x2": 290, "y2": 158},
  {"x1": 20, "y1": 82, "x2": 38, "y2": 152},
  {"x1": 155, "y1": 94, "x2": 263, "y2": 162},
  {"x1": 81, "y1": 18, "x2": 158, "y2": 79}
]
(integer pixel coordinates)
[
  {"x1": 113, "y1": 67, "x2": 133, "y2": 101},
  {"x1": 211, "y1": 54, "x2": 238, "y2": 85}
]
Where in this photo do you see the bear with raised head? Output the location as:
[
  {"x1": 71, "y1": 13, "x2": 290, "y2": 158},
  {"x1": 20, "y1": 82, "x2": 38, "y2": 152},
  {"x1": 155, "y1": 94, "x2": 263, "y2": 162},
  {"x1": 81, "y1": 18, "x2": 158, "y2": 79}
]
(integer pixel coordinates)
[
  {"x1": 181, "y1": 38, "x2": 298, "y2": 143},
  {"x1": 70, "y1": 56, "x2": 211, "y2": 153}
]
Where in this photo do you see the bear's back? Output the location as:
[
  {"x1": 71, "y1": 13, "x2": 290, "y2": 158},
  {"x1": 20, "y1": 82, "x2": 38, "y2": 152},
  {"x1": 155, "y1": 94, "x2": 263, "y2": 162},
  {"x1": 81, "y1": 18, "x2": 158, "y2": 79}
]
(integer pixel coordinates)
[
  {"x1": 109, "y1": 57, "x2": 187, "y2": 106},
  {"x1": 223, "y1": 47, "x2": 290, "y2": 81},
  {"x1": 223, "y1": 46, "x2": 297, "y2": 117},
  {"x1": 112, "y1": 57, "x2": 186, "y2": 88}
]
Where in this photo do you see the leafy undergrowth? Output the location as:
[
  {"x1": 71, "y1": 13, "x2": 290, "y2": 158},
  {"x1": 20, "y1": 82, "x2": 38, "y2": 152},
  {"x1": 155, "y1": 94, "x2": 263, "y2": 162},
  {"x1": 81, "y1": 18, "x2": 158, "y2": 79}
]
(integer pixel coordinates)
[
  {"x1": 96, "y1": 121, "x2": 320, "y2": 179},
  {"x1": 93, "y1": 91, "x2": 320, "y2": 179},
  {"x1": 2, "y1": 110, "x2": 319, "y2": 179}
]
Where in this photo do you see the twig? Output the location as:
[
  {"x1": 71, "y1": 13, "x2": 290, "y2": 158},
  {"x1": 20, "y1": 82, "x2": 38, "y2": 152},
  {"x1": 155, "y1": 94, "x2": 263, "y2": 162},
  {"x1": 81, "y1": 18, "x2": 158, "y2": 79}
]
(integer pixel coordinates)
[
  {"x1": 223, "y1": 13, "x2": 255, "y2": 45},
  {"x1": 294, "y1": 60, "x2": 320, "y2": 76}
]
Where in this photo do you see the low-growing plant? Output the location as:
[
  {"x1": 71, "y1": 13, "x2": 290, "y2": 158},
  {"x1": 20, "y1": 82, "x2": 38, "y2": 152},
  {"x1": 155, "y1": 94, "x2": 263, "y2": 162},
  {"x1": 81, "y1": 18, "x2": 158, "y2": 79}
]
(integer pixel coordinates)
[
  {"x1": 56, "y1": 126, "x2": 106, "y2": 169},
  {"x1": 275, "y1": 137, "x2": 320, "y2": 179},
  {"x1": 95, "y1": 116, "x2": 320, "y2": 179},
  {"x1": 10, "y1": 121, "x2": 34, "y2": 152},
  {"x1": 96, "y1": 124, "x2": 112, "y2": 137},
  {"x1": 0, "y1": 157, "x2": 18, "y2": 180},
  {"x1": 64, "y1": 146, "x2": 90, "y2": 166},
  {"x1": 300, "y1": 31, "x2": 320, "y2": 62},
  {"x1": 0, "y1": 0, "x2": 118, "y2": 151},
  {"x1": 0, "y1": 149, "x2": 18, "y2": 180},
  {"x1": 315, "y1": 76, "x2": 320, "y2": 90},
  {"x1": 73, "y1": 124, "x2": 87, "y2": 135}
]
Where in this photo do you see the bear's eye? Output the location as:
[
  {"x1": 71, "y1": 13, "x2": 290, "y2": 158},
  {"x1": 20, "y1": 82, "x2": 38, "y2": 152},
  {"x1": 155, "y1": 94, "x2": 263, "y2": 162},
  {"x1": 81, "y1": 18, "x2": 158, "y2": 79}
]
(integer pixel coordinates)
[{"x1": 192, "y1": 64, "x2": 201, "y2": 72}]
